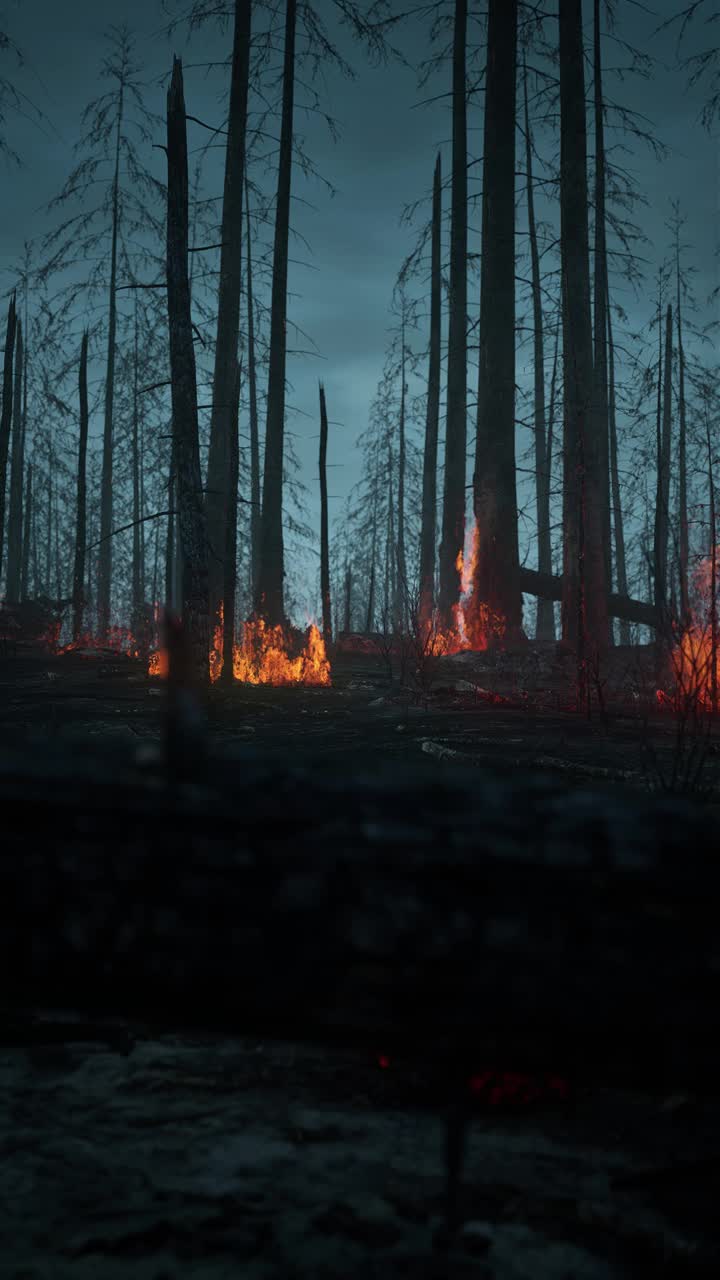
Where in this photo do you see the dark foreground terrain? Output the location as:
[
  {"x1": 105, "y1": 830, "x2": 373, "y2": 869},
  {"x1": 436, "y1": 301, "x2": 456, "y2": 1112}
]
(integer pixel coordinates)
[{"x1": 2, "y1": 641, "x2": 719, "y2": 1278}]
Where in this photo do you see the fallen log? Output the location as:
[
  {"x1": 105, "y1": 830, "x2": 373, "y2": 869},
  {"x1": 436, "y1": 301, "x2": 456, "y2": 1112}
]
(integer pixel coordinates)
[
  {"x1": 1, "y1": 742, "x2": 718, "y2": 1090},
  {"x1": 518, "y1": 566, "x2": 658, "y2": 629}
]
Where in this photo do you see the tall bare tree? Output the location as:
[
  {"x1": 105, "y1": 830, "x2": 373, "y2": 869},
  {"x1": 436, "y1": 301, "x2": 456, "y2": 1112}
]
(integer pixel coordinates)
[
  {"x1": 245, "y1": 182, "x2": 262, "y2": 603},
  {"x1": 654, "y1": 301, "x2": 673, "y2": 628},
  {"x1": 0, "y1": 292, "x2": 16, "y2": 585},
  {"x1": 5, "y1": 316, "x2": 23, "y2": 600},
  {"x1": 474, "y1": 0, "x2": 520, "y2": 637},
  {"x1": 591, "y1": 0, "x2": 611, "y2": 637},
  {"x1": 72, "y1": 331, "x2": 90, "y2": 641},
  {"x1": 419, "y1": 152, "x2": 442, "y2": 630},
  {"x1": 559, "y1": 0, "x2": 608, "y2": 665},
  {"x1": 256, "y1": 0, "x2": 297, "y2": 624},
  {"x1": 206, "y1": 0, "x2": 252, "y2": 631},
  {"x1": 438, "y1": 0, "x2": 468, "y2": 628},
  {"x1": 166, "y1": 56, "x2": 209, "y2": 681},
  {"x1": 319, "y1": 381, "x2": 332, "y2": 647}
]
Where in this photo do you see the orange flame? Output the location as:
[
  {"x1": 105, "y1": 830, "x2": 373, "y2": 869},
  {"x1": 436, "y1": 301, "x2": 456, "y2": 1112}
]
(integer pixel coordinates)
[
  {"x1": 148, "y1": 609, "x2": 331, "y2": 686},
  {"x1": 665, "y1": 549, "x2": 720, "y2": 710},
  {"x1": 435, "y1": 522, "x2": 506, "y2": 655}
]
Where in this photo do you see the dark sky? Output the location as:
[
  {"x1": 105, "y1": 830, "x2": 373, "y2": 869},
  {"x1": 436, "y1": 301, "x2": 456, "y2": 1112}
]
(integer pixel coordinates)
[{"x1": 0, "y1": 0, "x2": 717, "y2": 611}]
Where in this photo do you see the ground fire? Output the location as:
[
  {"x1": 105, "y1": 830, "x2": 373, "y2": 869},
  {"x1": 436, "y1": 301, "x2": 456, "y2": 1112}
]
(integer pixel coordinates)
[{"x1": 149, "y1": 609, "x2": 331, "y2": 686}]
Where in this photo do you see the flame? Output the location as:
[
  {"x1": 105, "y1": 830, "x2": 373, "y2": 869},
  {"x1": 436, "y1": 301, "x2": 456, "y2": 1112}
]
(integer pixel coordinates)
[
  {"x1": 57, "y1": 625, "x2": 140, "y2": 658},
  {"x1": 665, "y1": 547, "x2": 720, "y2": 710},
  {"x1": 434, "y1": 522, "x2": 506, "y2": 655},
  {"x1": 148, "y1": 609, "x2": 331, "y2": 686}
]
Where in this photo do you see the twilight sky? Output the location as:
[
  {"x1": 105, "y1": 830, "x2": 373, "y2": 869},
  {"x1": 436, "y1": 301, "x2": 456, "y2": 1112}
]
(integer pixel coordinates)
[{"x1": 0, "y1": 0, "x2": 717, "y2": 612}]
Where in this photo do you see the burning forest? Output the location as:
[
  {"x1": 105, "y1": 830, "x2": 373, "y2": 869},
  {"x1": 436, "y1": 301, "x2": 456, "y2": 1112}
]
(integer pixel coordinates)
[{"x1": 1, "y1": 0, "x2": 719, "y2": 1276}]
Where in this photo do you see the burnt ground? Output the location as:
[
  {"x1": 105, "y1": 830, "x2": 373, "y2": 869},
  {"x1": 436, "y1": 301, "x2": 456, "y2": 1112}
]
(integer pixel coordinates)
[{"x1": 2, "y1": 640, "x2": 719, "y2": 1278}]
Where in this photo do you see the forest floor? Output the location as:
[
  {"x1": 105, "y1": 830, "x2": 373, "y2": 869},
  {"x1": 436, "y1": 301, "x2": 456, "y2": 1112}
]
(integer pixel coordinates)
[
  {"x1": 2, "y1": 1015, "x2": 719, "y2": 1279},
  {"x1": 3, "y1": 642, "x2": 719, "y2": 1277},
  {"x1": 1, "y1": 639, "x2": 718, "y2": 800}
]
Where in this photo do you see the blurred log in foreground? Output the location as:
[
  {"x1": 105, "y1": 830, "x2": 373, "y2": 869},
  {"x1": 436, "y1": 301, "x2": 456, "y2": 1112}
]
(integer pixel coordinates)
[{"x1": 0, "y1": 742, "x2": 718, "y2": 1091}]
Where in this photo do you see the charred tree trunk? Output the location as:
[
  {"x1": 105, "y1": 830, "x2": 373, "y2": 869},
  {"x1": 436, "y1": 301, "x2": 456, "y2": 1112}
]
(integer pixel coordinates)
[
  {"x1": 607, "y1": 301, "x2": 630, "y2": 644},
  {"x1": 706, "y1": 401, "x2": 718, "y2": 714},
  {"x1": 0, "y1": 293, "x2": 17, "y2": 585},
  {"x1": 592, "y1": 0, "x2": 612, "y2": 639},
  {"x1": 438, "y1": 0, "x2": 468, "y2": 628},
  {"x1": 654, "y1": 302, "x2": 673, "y2": 632},
  {"x1": 5, "y1": 318, "x2": 24, "y2": 601},
  {"x1": 419, "y1": 153, "x2": 442, "y2": 630},
  {"x1": 222, "y1": 360, "x2": 241, "y2": 686},
  {"x1": 165, "y1": 447, "x2": 175, "y2": 612},
  {"x1": 20, "y1": 462, "x2": 32, "y2": 602},
  {"x1": 474, "y1": 0, "x2": 520, "y2": 638},
  {"x1": 676, "y1": 253, "x2": 689, "y2": 624},
  {"x1": 72, "y1": 332, "x2": 89, "y2": 641},
  {"x1": 206, "y1": 0, "x2": 252, "y2": 631},
  {"x1": 45, "y1": 443, "x2": 52, "y2": 598},
  {"x1": 97, "y1": 82, "x2": 124, "y2": 638},
  {"x1": 318, "y1": 381, "x2": 332, "y2": 648},
  {"x1": 131, "y1": 301, "x2": 143, "y2": 638},
  {"x1": 523, "y1": 59, "x2": 554, "y2": 642},
  {"x1": 396, "y1": 324, "x2": 407, "y2": 629},
  {"x1": 246, "y1": 183, "x2": 261, "y2": 604},
  {"x1": 366, "y1": 471, "x2": 378, "y2": 633},
  {"x1": 559, "y1": 0, "x2": 607, "y2": 673},
  {"x1": 166, "y1": 57, "x2": 209, "y2": 683},
  {"x1": 257, "y1": 0, "x2": 296, "y2": 625},
  {"x1": 344, "y1": 562, "x2": 352, "y2": 633}
]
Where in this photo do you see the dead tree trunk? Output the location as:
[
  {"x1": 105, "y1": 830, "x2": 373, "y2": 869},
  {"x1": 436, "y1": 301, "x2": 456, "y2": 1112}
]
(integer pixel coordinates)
[
  {"x1": 474, "y1": 0, "x2": 520, "y2": 638},
  {"x1": 344, "y1": 563, "x2": 352, "y2": 632},
  {"x1": 5, "y1": 317, "x2": 24, "y2": 601},
  {"x1": 72, "y1": 331, "x2": 89, "y2": 641},
  {"x1": 0, "y1": 293, "x2": 17, "y2": 585},
  {"x1": 523, "y1": 59, "x2": 554, "y2": 642},
  {"x1": 257, "y1": 0, "x2": 296, "y2": 625},
  {"x1": 592, "y1": 0, "x2": 612, "y2": 640},
  {"x1": 318, "y1": 381, "x2": 332, "y2": 648},
  {"x1": 131, "y1": 300, "x2": 143, "y2": 638},
  {"x1": 654, "y1": 302, "x2": 673, "y2": 631},
  {"x1": 676, "y1": 250, "x2": 689, "y2": 623},
  {"x1": 20, "y1": 461, "x2": 32, "y2": 602},
  {"x1": 559, "y1": 0, "x2": 608, "y2": 673},
  {"x1": 438, "y1": 0, "x2": 468, "y2": 628},
  {"x1": 706, "y1": 398, "x2": 717, "y2": 714},
  {"x1": 166, "y1": 57, "x2": 209, "y2": 683},
  {"x1": 97, "y1": 81, "x2": 124, "y2": 638},
  {"x1": 206, "y1": 0, "x2": 252, "y2": 631},
  {"x1": 222, "y1": 360, "x2": 241, "y2": 686},
  {"x1": 246, "y1": 182, "x2": 261, "y2": 604},
  {"x1": 607, "y1": 301, "x2": 630, "y2": 644},
  {"x1": 396, "y1": 321, "x2": 408, "y2": 629},
  {"x1": 419, "y1": 153, "x2": 442, "y2": 630}
]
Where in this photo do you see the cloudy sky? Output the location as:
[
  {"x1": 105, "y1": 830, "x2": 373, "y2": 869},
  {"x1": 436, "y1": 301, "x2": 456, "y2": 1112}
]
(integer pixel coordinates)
[{"x1": 0, "y1": 0, "x2": 717, "y2": 609}]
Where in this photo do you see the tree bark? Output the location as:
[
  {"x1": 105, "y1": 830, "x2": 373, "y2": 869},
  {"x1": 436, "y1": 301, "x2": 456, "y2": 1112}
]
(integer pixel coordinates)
[
  {"x1": 343, "y1": 562, "x2": 352, "y2": 632},
  {"x1": 206, "y1": 0, "x2": 252, "y2": 631},
  {"x1": 222, "y1": 360, "x2": 241, "y2": 686},
  {"x1": 97, "y1": 80, "x2": 124, "y2": 638},
  {"x1": 474, "y1": 0, "x2": 521, "y2": 638},
  {"x1": 318, "y1": 381, "x2": 332, "y2": 648},
  {"x1": 72, "y1": 331, "x2": 89, "y2": 641},
  {"x1": 607, "y1": 301, "x2": 630, "y2": 644},
  {"x1": 257, "y1": 0, "x2": 296, "y2": 625},
  {"x1": 395, "y1": 321, "x2": 407, "y2": 630},
  {"x1": 592, "y1": 0, "x2": 612, "y2": 638},
  {"x1": 246, "y1": 181, "x2": 261, "y2": 604},
  {"x1": 518, "y1": 565, "x2": 656, "y2": 629},
  {"x1": 676, "y1": 249, "x2": 689, "y2": 623},
  {"x1": 0, "y1": 293, "x2": 17, "y2": 585},
  {"x1": 131, "y1": 300, "x2": 143, "y2": 638},
  {"x1": 438, "y1": 0, "x2": 468, "y2": 628},
  {"x1": 20, "y1": 461, "x2": 32, "y2": 602},
  {"x1": 419, "y1": 153, "x2": 442, "y2": 630},
  {"x1": 654, "y1": 302, "x2": 673, "y2": 631},
  {"x1": 559, "y1": 0, "x2": 608, "y2": 669},
  {"x1": 166, "y1": 57, "x2": 210, "y2": 683},
  {"x1": 5, "y1": 317, "x2": 23, "y2": 600},
  {"x1": 523, "y1": 60, "x2": 554, "y2": 642}
]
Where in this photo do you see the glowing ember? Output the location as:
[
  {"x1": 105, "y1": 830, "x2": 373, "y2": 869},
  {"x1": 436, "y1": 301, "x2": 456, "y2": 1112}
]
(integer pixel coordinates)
[
  {"x1": 57, "y1": 625, "x2": 140, "y2": 658},
  {"x1": 148, "y1": 611, "x2": 331, "y2": 686}
]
